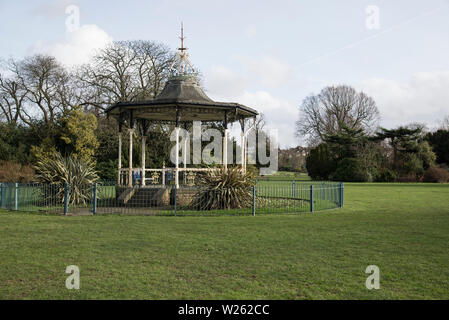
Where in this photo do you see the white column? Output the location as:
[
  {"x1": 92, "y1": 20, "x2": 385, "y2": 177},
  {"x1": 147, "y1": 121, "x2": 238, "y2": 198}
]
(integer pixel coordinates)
[
  {"x1": 240, "y1": 132, "x2": 245, "y2": 174},
  {"x1": 244, "y1": 140, "x2": 247, "y2": 174},
  {"x1": 141, "y1": 135, "x2": 146, "y2": 186},
  {"x1": 175, "y1": 127, "x2": 180, "y2": 188},
  {"x1": 162, "y1": 162, "x2": 166, "y2": 186},
  {"x1": 128, "y1": 129, "x2": 134, "y2": 187},
  {"x1": 223, "y1": 129, "x2": 229, "y2": 171},
  {"x1": 118, "y1": 132, "x2": 122, "y2": 185},
  {"x1": 183, "y1": 137, "x2": 187, "y2": 184}
]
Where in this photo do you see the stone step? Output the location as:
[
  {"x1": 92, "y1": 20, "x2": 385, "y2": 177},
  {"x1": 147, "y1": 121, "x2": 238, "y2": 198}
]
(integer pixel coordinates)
[{"x1": 126, "y1": 187, "x2": 170, "y2": 207}]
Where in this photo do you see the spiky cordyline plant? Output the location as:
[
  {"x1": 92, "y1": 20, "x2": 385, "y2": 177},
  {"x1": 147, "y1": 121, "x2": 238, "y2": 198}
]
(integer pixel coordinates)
[
  {"x1": 34, "y1": 152, "x2": 99, "y2": 205},
  {"x1": 190, "y1": 166, "x2": 256, "y2": 210}
]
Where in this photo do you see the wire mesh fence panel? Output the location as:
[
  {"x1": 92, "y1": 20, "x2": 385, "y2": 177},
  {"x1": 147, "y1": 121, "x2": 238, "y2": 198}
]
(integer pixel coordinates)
[
  {"x1": 64, "y1": 183, "x2": 95, "y2": 215},
  {"x1": 93, "y1": 181, "x2": 173, "y2": 215},
  {"x1": 0, "y1": 181, "x2": 343, "y2": 216},
  {"x1": 0, "y1": 183, "x2": 65, "y2": 213},
  {"x1": 256, "y1": 184, "x2": 312, "y2": 214}
]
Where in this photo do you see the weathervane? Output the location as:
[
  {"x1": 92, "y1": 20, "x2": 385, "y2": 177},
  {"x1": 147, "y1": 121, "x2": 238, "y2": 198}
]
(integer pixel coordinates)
[{"x1": 169, "y1": 22, "x2": 196, "y2": 77}]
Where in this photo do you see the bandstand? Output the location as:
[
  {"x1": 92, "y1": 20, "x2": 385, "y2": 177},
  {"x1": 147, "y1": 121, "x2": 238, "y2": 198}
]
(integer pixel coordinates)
[{"x1": 105, "y1": 26, "x2": 258, "y2": 190}]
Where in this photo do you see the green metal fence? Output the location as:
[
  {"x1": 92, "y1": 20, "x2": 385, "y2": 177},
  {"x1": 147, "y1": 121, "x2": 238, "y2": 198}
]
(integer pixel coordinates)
[
  {"x1": 0, "y1": 182, "x2": 65, "y2": 214},
  {"x1": 0, "y1": 181, "x2": 344, "y2": 216}
]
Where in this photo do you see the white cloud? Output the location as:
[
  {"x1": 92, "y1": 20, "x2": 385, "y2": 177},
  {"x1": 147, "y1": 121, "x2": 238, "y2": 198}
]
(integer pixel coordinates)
[
  {"x1": 359, "y1": 70, "x2": 449, "y2": 129},
  {"x1": 245, "y1": 25, "x2": 257, "y2": 38},
  {"x1": 240, "y1": 56, "x2": 292, "y2": 88},
  {"x1": 238, "y1": 91, "x2": 298, "y2": 147},
  {"x1": 206, "y1": 65, "x2": 299, "y2": 147},
  {"x1": 209, "y1": 90, "x2": 298, "y2": 147},
  {"x1": 30, "y1": 24, "x2": 113, "y2": 66},
  {"x1": 239, "y1": 90, "x2": 297, "y2": 121},
  {"x1": 32, "y1": 0, "x2": 75, "y2": 18},
  {"x1": 205, "y1": 65, "x2": 248, "y2": 97}
]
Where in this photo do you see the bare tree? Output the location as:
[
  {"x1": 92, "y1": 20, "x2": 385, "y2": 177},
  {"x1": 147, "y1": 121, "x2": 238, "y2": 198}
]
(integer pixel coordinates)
[
  {"x1": 3, "y1": 55, "x2": 77, "y2": 133},
  {"x1": 296, "y1": 85, "x2": 380, "y2": 145},
  {"x1": 0, "y1": 63, "x2": 27, "y2": 124},
  {"x1": 76, "y1": 40, "x2": 174, "y2": 112},
  {"x1": 254, "y1": 113, "x2": 266, "y2": 132},
  {"x1": 440, "y1": 115, "x2": 449, "y2": 130},
  {"x1": 131, "y1": 41, "x2": 174, "y2": 100},
  {"x1": 238, "y1": 112, "x2": 266, "y2": 132}
]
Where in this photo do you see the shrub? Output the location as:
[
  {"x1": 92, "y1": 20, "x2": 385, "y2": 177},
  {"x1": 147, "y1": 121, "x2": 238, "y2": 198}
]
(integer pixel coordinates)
[
  {"x1": 306, "y1": 144, "x2": 336, "y2": 180},
  {"x1": 376, "y1": 168, "x2": 397, "y2": 182},
  {"x1": 416, "y1": 141, "x2": 436, "y2": 170},
  {"x1": 0, "y1": 123, "x2": 39, "y2": 164},
  {"x1": 0, "y1": 162, "x2": 21, "y2": 182},
  {"x1": 423, "y1": 167, "x2": 449, "y2": 183},
  {"x1": 246, "y1": 164, "x2": 260, "y2": 177},
  {"x1": 96, "y1": 160, "x2": 118, "y2": 181},
  {"x1": 331, "y1": 158, "x2": 368, "y2": 182},
  {"x1": 20, "y1": 165, "x2": 35, "y2": 182},
  {"x1": 396, "y1": 174, "x2": 419, "y2": 182},
  {"x1": 190, "y1": 166, "x2": 256, "y2": 210},
  {"x1": 400, "y1": 153, "x2": 424, "y2": 180},
  {"x1": 0, "y1": 161, "x2": 35, "y2": 182},
  {"x1": 59, "y1": 105, "x2": 99, "y2": 162},
  {"x1": 34, "y1": 152, "x2": 99, "y2": 205},
  {"x1": 426, "y1": 129, "x2": 449, "y2": 165}
]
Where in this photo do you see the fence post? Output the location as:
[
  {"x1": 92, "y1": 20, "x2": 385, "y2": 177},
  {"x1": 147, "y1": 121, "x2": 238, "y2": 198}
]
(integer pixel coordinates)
[
  {"x1": 340, "y1": 182, "x2": 344, "y2": 207},
  {"x1": 252, "y1": 185, "x2": 256, "y2": 216},
  {"x1": 174, "y1": 186, "x2": 177, "y2": 216},
  {"x1": 63, "y1": 182, "x2": 68, "y2": 215},
  {"x1": 0, "y1": 183, "x2": 6, "y2": 209},
  {"x1": 310, "y1": 185, "x2": 314, "y2": 213},
  {"x1": 92, "y1": 183, "x2": 97, "y2": 215},
  {"x1": 321, "y1": 181, "x2": 325, "y2": 200},
  {"x1": 14, "y1": 182, "x2": 19, "y2": 211},
  {"x1": 292, "y1": 181, "x2": 295, "y2": 198}
]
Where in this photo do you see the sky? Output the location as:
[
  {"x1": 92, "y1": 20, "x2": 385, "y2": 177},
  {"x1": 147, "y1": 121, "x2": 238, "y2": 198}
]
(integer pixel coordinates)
[{"x1": 1, "y1": 0, "x2": 448, "y2": 147}]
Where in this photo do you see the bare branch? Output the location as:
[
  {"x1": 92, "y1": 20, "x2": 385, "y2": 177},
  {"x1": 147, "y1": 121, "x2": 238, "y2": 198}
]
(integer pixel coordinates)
[{"x1": 296, "y1": 85, "x2": 380, "y2": 145}]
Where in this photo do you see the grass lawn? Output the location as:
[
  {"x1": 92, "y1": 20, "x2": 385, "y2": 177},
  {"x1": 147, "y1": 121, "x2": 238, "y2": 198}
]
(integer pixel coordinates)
[{"x1": 0, "y1": 183, "x2": 448, "y2": 299}]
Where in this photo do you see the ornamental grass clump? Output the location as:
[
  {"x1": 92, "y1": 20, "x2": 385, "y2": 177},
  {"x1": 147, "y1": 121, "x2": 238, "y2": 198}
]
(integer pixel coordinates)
[
  {"x1": 34, "y1": 152, "x2": 99, "y2": 205},
  {"x1": 191, "y1": 166, "x2": 256, "y2": 210}
]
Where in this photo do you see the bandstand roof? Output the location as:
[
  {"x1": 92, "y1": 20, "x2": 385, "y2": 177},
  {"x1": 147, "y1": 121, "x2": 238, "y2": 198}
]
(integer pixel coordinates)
[
  {"x1": 105, "y1": 25, "x2": 258, "y2": 123},
  {"x1": 105, "y1": 75, "x2": 258, "y2": 122}
]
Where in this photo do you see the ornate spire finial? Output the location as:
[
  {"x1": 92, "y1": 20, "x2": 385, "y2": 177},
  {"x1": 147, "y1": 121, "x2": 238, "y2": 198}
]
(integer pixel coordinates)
[
  {"x1": 178, "y1": 22, "x2": 187, "y2": 53},
  {"x1": 168, "y1": 23, "x2": 196, "y2": 78}
]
